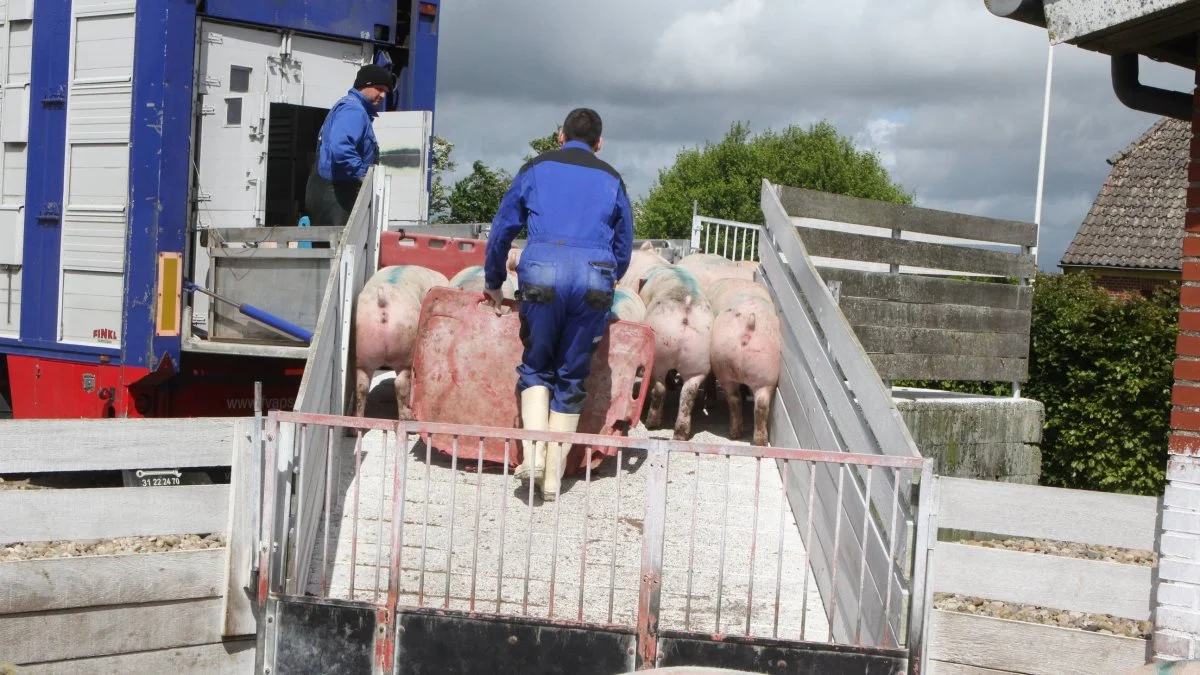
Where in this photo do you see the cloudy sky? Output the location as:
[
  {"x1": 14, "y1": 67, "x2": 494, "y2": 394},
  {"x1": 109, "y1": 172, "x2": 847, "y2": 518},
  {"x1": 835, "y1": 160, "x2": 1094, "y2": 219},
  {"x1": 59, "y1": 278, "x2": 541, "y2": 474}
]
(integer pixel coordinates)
[{"x1": 431, "y1": 0, "x2": 1194, "y2": 272}]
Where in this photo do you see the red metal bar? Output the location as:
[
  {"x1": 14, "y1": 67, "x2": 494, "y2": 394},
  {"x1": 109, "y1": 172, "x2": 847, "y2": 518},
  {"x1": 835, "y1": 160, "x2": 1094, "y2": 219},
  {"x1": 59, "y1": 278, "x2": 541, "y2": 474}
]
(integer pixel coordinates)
[{"x1": 635, "y1": 443, "x2": 669, "y2": 669}]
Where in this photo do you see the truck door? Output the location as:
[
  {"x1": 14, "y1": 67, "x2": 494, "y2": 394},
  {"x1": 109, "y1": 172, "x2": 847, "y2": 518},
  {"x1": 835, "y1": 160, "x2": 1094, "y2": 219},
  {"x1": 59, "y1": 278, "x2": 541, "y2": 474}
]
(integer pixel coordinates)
[
  {"x1": 189, "y1": 20, "x2": 369, "y2": 334},
  {"x1": 0, "y1": 0, "x2": 32, "y2": 341}
]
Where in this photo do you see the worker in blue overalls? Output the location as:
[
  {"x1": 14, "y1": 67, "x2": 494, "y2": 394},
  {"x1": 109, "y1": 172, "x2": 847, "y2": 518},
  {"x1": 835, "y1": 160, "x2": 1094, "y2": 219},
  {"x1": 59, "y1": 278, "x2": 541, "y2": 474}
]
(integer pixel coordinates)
[
  {"x1": 305, "y1": 64, "x2": 392, "y2": 228},
  {"x1": 483, "y1": 108, "x2": 634, "y2": 501}
]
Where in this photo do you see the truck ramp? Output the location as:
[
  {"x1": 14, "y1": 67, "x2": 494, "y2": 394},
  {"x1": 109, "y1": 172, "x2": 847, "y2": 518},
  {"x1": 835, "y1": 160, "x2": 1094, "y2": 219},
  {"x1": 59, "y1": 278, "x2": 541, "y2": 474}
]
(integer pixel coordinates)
[{"x1": 303, "y1": 423, "x2": 830, "y2": 639}]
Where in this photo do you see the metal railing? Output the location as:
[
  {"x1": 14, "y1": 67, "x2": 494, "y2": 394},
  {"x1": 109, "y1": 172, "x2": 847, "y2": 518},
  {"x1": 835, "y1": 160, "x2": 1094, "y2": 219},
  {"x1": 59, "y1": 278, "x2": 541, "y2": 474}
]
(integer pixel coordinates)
[
  {"x1": 255, "y1": 410, "x2": 933, "y2": 672},
  {"x1": 690, "y1": 204, "x2": 762, "y2": 262}
]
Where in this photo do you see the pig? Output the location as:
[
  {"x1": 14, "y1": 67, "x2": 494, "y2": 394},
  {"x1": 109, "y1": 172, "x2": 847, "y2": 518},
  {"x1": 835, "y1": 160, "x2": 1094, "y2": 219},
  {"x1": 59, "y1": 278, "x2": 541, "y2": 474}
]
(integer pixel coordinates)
[
  {"x1": 618, "y1": 241, "x2": 672, "y2": 291},
  {"x1": 506, "y1": 248, "x2": 522, "y2": 276},
  {"x1": 449, "y1": 265, "x2": 518, "y2": 300},
  {"x1": 677, "y1": 253, "x2": 756, "y2": 296},
  {"x1": 706, "y1": 277, "x2": 781, "y2": 446},
  {"x1": 638, "y1": 265, "x2": 713, "y2": 441},
  {"x1": 353, "y1": 264, "x2": 449, "y2": 420},
  {"x1": 610, "y1": 287, "x2": 647, "y2": 323}
]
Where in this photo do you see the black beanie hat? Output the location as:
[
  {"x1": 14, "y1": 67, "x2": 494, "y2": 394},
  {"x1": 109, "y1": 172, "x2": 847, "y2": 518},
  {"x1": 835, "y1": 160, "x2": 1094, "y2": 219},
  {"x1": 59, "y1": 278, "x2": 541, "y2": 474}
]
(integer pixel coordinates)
[{"x1": 354, "y1": 64, "x2": 393, "y2": 90}]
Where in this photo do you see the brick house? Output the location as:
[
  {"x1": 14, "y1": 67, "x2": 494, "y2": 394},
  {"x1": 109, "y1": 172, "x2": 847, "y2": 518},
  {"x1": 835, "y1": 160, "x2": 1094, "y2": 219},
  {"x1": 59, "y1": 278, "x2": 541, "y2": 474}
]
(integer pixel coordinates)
[{"x1": 1059, "y1": 116, "x2": 1187, "y2": 298}]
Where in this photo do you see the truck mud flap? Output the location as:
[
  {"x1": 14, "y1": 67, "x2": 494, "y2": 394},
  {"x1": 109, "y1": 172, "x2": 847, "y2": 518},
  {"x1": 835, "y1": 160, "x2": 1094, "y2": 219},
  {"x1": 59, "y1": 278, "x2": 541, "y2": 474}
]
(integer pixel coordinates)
[
  {"x1": 655, "y1": 631, "x2": 909, "y2": 675},
  {"x1": 265, "y1": 597, "x2": 383, "y2": 675},
  {"x1": 379, "y1": 230, "x2": 485, "y2": 280},
  {"x1": 410, "y1": 286, "x2": 655, "y2": 475},
  {"x1": 396, "y1": 610, "x2": 636, "y2": 675}
]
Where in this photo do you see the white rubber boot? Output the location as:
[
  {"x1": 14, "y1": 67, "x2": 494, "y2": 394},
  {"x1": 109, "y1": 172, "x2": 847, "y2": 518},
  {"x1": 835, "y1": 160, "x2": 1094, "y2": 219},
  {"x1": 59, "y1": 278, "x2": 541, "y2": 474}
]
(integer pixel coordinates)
[
  {"x1": 513, "y1": 386, "x2": 550, "y2": 481},
  {"x1": 540, "y1": 411, "x2": 580, "y2": 501}
]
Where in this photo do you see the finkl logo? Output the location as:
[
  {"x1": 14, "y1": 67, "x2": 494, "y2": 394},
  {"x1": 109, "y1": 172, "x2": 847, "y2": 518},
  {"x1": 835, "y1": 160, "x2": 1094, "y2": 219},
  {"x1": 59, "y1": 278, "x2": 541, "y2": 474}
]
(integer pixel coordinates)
[
  {"x1": 226, "y1": 397, "x2": 295, "y2": 411},
  {"x1": 92, "y1": 328, "x2": 117, "y2": 341}
]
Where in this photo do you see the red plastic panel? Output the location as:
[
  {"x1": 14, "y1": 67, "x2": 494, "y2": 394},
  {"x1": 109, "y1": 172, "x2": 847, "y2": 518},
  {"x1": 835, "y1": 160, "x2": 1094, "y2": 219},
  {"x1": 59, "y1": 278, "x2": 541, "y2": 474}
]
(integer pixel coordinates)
[
  {"x1": 409, "y1": 287, "x2": 656, "y2": 475},
  {"x1": 378, "y1": 230, "x2": 486, "y2": 281}
]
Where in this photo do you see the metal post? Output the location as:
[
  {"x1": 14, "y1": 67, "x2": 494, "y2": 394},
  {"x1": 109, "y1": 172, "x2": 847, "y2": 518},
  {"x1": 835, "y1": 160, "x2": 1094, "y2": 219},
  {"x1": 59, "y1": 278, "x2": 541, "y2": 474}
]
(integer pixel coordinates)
[
  {"x1": 636, "y1": 441, "x2": 669, "y2": 669},
  {"x1": 690, "y1": 200, "x2": 701, "y2": 254},
  {"x1": 905, "y1": 460, "x2": 939, "y2": 675}
]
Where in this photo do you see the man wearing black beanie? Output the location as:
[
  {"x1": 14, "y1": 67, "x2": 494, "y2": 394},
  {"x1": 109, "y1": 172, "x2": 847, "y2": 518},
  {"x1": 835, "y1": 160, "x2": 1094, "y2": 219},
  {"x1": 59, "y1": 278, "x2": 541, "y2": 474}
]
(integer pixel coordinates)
[{"x1": 305, "y1": 64, "x2": 393, "y2": 227}]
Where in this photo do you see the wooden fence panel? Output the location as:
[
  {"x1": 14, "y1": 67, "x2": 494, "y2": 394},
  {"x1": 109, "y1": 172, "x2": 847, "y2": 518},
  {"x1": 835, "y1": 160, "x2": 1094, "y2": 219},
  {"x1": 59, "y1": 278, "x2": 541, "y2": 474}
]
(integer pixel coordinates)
[
  {"x1": 796, "y1": 227, "x2": 1036, "y2": 279},
  {"x1": 778, "y1": 185, "x2": 1038, "y2": 247},
  {"x1": 16, "y1": 639, "x2": 256, "y2": 675},
  {"x1": 0, "y1": 550, "x2": 225, "y2": 614},
  {"x1": 927, "y1": 610, "x2": 1148, "y2": 675},
  {"x1": 814, "y1": 267, "x2": 1032, "y2": 311},
  {"x1": 0, "y1": 417, "x2": 236, "y2": 473},
  {"x1": 0, "y1": 484, "x2": 229, "y2": 544}
]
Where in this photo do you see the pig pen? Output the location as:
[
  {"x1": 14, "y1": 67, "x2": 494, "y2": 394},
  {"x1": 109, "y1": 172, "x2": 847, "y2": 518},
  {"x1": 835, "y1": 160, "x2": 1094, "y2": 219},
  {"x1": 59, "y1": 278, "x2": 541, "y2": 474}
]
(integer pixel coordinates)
[{"x1": 302, "y1": 379, "x2": 832, "y2": 640}]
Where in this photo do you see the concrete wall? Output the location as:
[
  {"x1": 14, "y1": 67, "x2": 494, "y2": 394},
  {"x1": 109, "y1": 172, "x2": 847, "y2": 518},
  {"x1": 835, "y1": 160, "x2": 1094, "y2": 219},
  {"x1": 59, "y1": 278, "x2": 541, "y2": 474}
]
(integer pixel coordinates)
[{"x1": 892, "y1": 388, "x2": 1044, "y2": 485}]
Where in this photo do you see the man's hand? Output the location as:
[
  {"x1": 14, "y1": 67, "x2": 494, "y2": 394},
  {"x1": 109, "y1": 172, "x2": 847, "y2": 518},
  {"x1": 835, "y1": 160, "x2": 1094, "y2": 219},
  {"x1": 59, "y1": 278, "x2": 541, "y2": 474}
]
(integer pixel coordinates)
[{"x1": 483, "y1": 287, "x2": 504, "y2": 315}]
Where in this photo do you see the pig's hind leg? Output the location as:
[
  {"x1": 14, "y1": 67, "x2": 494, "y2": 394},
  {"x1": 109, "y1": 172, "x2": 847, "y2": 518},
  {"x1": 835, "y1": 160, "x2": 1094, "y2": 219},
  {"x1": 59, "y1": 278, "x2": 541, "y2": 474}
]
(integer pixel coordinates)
[
  {"x1": 645, "y1": 378, "x2": 668, "y2": 429},
  {"x1": 394, "y1": 368, "x2": 414, "y2": 421},
  {"x1": 752, "y1": 386, "x2": 773, "y2": 446},
  {"x1": 673, "y1": 374, "x2": 707, "y2": 441},
  {"x1": 354, "y1": 368, "x2": 370, "y2": 418},
  {"x1": 723, "y1": 381, "x2": 745, "y2": 441}
]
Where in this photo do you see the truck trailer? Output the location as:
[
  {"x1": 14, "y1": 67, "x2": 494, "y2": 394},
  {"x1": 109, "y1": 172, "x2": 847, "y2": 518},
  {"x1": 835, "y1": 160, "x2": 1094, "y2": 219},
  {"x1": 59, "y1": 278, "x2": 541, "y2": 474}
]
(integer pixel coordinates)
[{"x1": 0, "y1": 0, "x2": 441, "y2": 420}]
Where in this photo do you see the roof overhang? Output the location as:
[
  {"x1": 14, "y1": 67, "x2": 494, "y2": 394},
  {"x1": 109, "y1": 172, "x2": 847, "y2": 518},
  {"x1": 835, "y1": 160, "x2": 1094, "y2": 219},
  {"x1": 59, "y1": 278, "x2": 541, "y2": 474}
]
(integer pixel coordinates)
[{"x1": 986, "y1": 0, "x2": 1200, "y2": 70}]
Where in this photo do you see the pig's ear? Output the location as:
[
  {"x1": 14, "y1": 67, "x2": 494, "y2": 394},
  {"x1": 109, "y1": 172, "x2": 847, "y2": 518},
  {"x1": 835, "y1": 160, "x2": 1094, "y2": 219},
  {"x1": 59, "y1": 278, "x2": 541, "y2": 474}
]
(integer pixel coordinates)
[
  {"x1": 641, "y1": 241, "x2": 654, "y2": 251},
  {"x1": 637, "y1": 278, "x2": 646, "y2": 293}
]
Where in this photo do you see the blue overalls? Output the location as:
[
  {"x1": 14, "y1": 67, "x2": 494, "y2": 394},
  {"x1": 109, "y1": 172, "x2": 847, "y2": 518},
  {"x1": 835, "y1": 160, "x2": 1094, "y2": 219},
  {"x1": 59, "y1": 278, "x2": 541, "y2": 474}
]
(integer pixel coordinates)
[
  {"x1": 305, "y1": 89, "x2": 379, "y2": 227},
  {"x1": 484, "y1": 141, "x2": 635, "y2": 415}
]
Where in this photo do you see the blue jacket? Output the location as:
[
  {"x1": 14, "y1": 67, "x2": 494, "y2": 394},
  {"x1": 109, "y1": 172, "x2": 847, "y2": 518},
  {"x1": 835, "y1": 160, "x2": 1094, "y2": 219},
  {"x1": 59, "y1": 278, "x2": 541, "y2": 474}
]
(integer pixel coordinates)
[
  {"x1": 316, "y1": 88, "x2": 379, "y2": 182},
  {"x1": 485, "y1": 140, "x2": 634, "y2": 290}
]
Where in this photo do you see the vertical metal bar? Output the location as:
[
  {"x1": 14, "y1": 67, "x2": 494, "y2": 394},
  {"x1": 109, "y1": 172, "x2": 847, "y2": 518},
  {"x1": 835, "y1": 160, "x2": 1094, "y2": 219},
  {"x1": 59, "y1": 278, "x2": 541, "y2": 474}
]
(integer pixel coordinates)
[
  {"x1": 752, "y1": 229, "x2": 759, "y2": 262},
  {"x1": 471, "y1": 438, "x2": 485, "y2": 611},
  {"x1": 745, "y1": 457, "x2": 762, "y2": 636},
  {"x1": 523, "y1": 433, "x2": 536, "y2": 615},
  {"x1": 497, "y1": 440, "x2": 511, "y2": 613},
  {"x1": 735, "y1": 226, "x2": 744, "y2": 262},
  {"x1": 418, "y1": 436, "x2": 433, "y2": 606},
  {"x1": 258, "y1": 414, "x2": 282, "y2": 604},
  {"x1": 714, "y1": 454, "x2": 731, "y2": 632},
  {"x1": 373, "y1": 429, "x2": 390, "y2": 604},
  {"x1": 855, "y1": 465, "x2": 874, "y2": 644},
  {"x1": 907, "y1": 463, "x2": 939, "y2": 675},
  {"x1": 287, "y1": 423, "x2": 311, "y2": 593},
  {"x1": 773, "y1": 460, "x2": 788, "y2": 639},
  {"x1": 684, "y1": 452, "x2": 700, "y2": 630},
  {"x1": 722, "y1": 224, "x2": 730, "y2": 259},
  {"x1": 799, "y1": 461, "x2": 816, "y2": 640},
  {"x1": 445, "y1": 435, "x2": 460, "y2": 608},
  {"x1": 828, "y1": 463, "x2": 846, "y2": 643},
  {"x1": 608, "y1": 449, "x2": 622, "y2": 624},
  {"x1": 881, "y1": 466, "x2": 902, "y2": 646},
  {"x1": 549, "y1": 446, "x2": 563, "y2": 619},
  {"x1": 636, "y1": 442, "x2": 669, "y2": 669},
  {"x1": 250, "y1": 382, "x2": 264, "y2": 582},
  {"x1": 321, "y1": 425, "x2": 334, "y2": 597},
  {"x1": 388, "y1": 428, "x2": 410, "y2": 610},
  {"x1": 578, "y1": 448, "x2": 593, "y2": 622},
  {"x1": 349, "y1": 430, "x2": 364, "y2": 599}
]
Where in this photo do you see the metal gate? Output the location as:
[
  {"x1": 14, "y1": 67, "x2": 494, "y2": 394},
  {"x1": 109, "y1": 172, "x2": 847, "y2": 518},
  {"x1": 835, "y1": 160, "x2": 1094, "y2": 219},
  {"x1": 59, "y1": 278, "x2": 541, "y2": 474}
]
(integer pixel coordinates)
[{"x1": 252, "y1": 410, "x2": 933, "y2": 674}]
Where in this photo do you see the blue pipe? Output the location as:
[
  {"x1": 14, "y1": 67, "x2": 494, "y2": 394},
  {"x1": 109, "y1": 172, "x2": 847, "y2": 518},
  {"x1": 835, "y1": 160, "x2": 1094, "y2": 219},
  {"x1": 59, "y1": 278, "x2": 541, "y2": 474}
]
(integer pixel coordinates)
[{"x1": 183, "y1": 281, "x2": 314, "y2": 343}]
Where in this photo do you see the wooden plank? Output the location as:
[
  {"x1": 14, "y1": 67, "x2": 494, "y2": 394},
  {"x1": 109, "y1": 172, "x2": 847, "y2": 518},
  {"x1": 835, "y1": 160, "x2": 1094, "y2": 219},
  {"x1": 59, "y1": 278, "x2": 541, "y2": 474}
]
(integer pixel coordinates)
[
  {"x1": 853, "y1": 326, "x2": 1030, "y2": 360},
  {"x1": 927, "y1": 610, "x2": 1148, "y2": 675},
  {"x1": 0, "y1": 549, "x2": 225, "y2": 614},
  {"x1": 815, "y1": 266, "x2": 1032, "y2": 310},
  {"x1": 221, "y1": 418, "x2": 259, "y2": 637},
  {"x1": 932, "y1": 542, "x2": 1153, "y2": 621},
  {"x1": 938, "y1": 476, "x2": 1160, "y2": 551},
  {"x1": 840, "y1": 297, "x2": 1031, "y2": 334},
  {"x1": 760, "y1": 181, "x2": 922, "y2": 463},
  {"x1": 0, "y1": 417, "x2": 236, "y2": 473},
  {"x1": 18, "y1": 639, "x2": 256, "y2": 675},
  {"x1": 868, "y1": 353, "x2": 1029, "y2": 383},
  {"x1": 779, "y1": 185, "x2": 1038, "y2": 247},
  {"x1": 796, "y1": 226, "x2": 1036, "y2": 279},
  {"x1": 0, "y1": 484, "x2": 229, "y2": 545},
  {"x1": 2, "y1": 597, "x2": 226, "y2": 665}
]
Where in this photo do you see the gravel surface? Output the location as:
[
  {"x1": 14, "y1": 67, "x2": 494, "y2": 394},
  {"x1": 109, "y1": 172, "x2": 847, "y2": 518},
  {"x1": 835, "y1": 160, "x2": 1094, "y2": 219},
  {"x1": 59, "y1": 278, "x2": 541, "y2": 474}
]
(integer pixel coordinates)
[{"x1": 933, "y1": 537, "x2": 1155, "y2": 639}]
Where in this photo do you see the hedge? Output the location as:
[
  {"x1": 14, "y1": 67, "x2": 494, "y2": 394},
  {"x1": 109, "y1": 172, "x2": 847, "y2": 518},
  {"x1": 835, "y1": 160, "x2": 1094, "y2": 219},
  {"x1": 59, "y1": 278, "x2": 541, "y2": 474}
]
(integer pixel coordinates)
[{"x1": 895, "y1": 272, "x2": 1178, "y2": 496}]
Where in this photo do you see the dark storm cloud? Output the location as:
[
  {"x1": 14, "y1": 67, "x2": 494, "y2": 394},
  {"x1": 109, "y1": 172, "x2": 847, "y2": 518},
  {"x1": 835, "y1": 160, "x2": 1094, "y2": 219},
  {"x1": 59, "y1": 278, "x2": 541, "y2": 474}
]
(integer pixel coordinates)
[{"x1": 432, "y1": 0, "x2": 1195, "y2": 270}]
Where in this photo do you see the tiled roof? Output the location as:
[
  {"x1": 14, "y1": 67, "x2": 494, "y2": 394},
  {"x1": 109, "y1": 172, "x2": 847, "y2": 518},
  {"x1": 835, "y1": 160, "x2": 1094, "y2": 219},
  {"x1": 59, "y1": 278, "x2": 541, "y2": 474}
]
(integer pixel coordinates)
[{"x1": 1059, "y1": 116, "x2": 1190, "y2": 271}]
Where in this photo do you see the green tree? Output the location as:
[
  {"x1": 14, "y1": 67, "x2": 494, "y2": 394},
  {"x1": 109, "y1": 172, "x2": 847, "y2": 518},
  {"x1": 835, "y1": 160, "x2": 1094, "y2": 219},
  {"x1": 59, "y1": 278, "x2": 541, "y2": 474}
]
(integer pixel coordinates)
[
  {"x1": 636, "y1": 121, "x2": 913, "y2": 239},
  {"x1": 428, "y1": 135, "x2": 456, "y2": 223},
  {"x1": 447, "y1": 160, "x2": 513, "y2": 224},
  {"x1": 524, "y1": 128, "x2": 561, "y2": 161}
]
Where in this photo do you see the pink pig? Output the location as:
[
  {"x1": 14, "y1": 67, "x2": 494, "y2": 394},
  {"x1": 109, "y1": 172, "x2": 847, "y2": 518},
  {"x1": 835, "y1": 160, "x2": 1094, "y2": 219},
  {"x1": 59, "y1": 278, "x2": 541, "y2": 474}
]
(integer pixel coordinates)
[
  {"x1": 677, "y1": 253, "x2": 756, "y2": 295},
  {"x1": 353, "y1": 265, "x2": 449, "y2": 420},
  {"x1": 639, "y1": 264, "x2": 713, "y2": 441},
  {"x1": 707, "y1": 277, "x2": 781, "y2": 446},
  {"x1": 618, "y1": 241, "x2": 671, "y2": 292}
]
